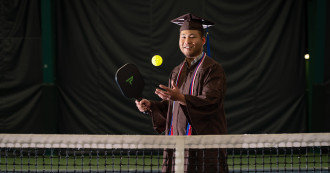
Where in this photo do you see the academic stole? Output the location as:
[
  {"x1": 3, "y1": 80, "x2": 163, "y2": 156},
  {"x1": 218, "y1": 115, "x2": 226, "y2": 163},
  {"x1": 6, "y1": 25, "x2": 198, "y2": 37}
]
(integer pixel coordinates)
[{"x1": 169, "y1": 52, "x2": 206, "y2": 136}]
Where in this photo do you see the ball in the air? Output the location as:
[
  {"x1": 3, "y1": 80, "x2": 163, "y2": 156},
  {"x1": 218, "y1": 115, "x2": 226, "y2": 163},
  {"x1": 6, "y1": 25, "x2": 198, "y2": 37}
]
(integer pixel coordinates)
[{"x1": 151, "y1": 55, "x2": 163, "y2": 66}]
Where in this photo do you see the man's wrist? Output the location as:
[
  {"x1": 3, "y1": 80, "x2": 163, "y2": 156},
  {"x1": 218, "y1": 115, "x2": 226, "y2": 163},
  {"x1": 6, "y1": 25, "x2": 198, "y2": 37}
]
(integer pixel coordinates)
[{"x1": 178, "y1": 94, "x2": 186, "y2": 105}]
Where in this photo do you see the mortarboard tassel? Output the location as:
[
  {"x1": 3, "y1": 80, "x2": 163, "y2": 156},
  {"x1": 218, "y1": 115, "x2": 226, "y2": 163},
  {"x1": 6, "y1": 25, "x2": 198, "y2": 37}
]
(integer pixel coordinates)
[{"x1": 206, "y1": 27, "x2": 211, "y2": 56}]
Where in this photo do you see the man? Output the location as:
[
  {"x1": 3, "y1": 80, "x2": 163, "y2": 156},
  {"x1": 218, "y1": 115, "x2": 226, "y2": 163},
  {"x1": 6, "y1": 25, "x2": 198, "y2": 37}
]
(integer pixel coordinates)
[{"x1": 135, "y1": 13, "x2": 228, "y2": 172}]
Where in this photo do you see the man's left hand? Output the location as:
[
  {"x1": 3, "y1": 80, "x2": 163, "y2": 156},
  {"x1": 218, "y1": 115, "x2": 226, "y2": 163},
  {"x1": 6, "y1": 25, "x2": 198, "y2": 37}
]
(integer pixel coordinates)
[{"x1": 155, "y1": 81, "x2": 186, "y2": 105}]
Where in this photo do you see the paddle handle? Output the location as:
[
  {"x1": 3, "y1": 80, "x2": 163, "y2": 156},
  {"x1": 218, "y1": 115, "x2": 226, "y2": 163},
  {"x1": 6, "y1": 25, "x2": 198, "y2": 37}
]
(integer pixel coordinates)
[{"x1": 137, "y1": 97, "x2": 149, "y2": 115}]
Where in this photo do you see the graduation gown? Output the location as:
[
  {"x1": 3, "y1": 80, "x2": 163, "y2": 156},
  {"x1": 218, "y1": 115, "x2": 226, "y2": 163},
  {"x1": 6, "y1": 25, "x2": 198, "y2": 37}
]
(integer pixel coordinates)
[{"x1": 149, "y1": 55, "x2": 228, "y2": 172}]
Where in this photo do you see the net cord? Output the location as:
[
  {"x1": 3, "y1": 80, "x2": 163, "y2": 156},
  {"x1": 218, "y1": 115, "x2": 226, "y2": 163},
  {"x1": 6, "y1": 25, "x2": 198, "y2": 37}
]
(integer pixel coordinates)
[{"x1": 0, "y1": 133, "x2": 330, "y2": 149}]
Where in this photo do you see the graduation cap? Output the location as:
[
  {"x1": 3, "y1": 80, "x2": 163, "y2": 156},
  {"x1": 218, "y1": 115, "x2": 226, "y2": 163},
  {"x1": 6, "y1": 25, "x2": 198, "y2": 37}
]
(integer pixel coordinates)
[
  {"x1": 171, "y1": 13, "x2": 215, "y2": 34},
  {"x1": 171, "y1": 13, "x2": 215, "y2": 56}
]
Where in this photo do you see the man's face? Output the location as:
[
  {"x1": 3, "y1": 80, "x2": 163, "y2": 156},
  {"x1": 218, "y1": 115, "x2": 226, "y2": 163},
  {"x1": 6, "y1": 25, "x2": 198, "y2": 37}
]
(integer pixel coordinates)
[{"x1": 179, "y1": 30, "x2": 206, "y2": 58}]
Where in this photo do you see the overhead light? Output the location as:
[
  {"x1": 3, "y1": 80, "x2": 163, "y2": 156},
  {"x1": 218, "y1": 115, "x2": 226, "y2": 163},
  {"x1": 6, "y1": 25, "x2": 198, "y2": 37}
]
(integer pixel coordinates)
[{"x1": 304, "y1": 54, "x2": 310, "y2": 60}]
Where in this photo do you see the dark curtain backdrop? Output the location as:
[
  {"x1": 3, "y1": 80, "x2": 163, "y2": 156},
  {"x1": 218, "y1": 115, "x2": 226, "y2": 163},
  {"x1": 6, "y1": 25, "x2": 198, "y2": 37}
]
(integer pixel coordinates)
[
  {"x1": 0, "y1": 0, "x2": 44, "y2": 133},
  {"x1": 1, "y1": 0, "x2": 307, "y2": 134}
]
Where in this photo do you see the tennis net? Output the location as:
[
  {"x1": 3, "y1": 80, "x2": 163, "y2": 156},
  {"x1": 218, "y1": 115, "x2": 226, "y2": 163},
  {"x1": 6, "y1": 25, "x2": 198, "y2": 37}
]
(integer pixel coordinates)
[{"x1": 0, "y1": 133, "x2": 329, "y2": 172}]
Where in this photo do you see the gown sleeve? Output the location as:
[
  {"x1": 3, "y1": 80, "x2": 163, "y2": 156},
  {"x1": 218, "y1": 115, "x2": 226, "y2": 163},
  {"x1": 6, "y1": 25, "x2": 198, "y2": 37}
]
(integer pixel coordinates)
[
  {"x1": 148, "y1": 69, "x2": 178, "y2": 134},
  {"x1": 149, "y1": 100, "x2": 168, "y2": 134}
]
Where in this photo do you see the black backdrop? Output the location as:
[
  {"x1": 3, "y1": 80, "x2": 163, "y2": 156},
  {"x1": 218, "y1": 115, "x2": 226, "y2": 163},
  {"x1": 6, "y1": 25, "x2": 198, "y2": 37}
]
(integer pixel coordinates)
[
  {"x1": 1, "y1": 0, "x2": 307, "y2": 134},
  {"x1": 0, "y1": 0, "x2": 45, "y2": 133}
]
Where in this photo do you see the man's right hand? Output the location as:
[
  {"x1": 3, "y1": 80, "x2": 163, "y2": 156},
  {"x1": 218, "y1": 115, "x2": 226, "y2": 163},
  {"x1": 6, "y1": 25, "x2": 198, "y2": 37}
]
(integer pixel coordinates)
[{"x1": 135, "y1": 99, "x2": 151, "y2": 113}]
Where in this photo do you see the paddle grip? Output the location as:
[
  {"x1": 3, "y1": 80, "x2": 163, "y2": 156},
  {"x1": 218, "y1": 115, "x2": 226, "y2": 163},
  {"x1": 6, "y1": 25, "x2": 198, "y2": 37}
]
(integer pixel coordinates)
[{"x1": 138, "y1": 98, "x2": 149, "y2": 115}]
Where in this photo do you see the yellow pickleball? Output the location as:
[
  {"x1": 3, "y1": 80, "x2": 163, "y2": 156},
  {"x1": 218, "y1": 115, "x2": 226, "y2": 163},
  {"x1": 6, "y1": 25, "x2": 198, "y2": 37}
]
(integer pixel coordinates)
[{"x1": 151, "y1": 55, "x2": 163, "y2": 66}]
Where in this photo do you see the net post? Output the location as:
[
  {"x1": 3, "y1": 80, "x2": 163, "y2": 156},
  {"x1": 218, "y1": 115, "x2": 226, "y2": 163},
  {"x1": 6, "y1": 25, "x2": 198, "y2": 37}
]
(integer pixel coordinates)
[{"x1": 175, "y1": 136, "x2": 185, "y2": 173}]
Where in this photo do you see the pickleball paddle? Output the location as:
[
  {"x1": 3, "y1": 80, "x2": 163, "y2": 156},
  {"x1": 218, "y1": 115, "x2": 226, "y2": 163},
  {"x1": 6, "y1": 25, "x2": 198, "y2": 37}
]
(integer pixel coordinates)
[{"x1": 115, "y1": 63, "x2": 145, "y2": 100}]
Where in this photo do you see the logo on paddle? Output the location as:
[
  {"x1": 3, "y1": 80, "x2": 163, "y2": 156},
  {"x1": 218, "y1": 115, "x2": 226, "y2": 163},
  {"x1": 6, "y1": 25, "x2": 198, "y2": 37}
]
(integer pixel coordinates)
[{"x1": 126, "y1": 76, "x2": 134, "y2": 85}]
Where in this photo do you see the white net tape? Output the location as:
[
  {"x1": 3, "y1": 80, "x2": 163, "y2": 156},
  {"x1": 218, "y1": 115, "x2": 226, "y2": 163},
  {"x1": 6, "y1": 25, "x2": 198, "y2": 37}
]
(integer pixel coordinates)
[{"x1": 1, "y1": 133, "x2": 330, "y2": 149}]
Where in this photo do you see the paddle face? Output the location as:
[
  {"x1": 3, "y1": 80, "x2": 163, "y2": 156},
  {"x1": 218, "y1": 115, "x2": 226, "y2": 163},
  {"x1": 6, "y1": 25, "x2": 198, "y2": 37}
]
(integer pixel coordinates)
[{"x1": 115, "y1": 63, "x2": 144, "y2": 100}]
